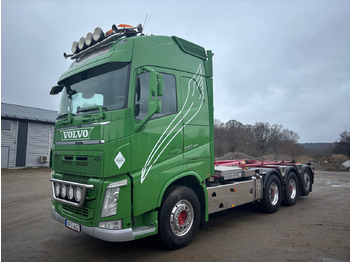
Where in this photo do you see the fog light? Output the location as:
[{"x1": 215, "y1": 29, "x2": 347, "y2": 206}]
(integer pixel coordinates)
[
  {"x1": 98, "y1": 220, "x2": 123, "y2": 230},
  {"x1": 67, "y1": 186, "x2": 74, "y2": 200},
  {"x1": 61, "y1": 184, "x2": 67, "y2": 198},
  {"x1": 74, "y1": 187, "x2": 83, "y2": 202}
]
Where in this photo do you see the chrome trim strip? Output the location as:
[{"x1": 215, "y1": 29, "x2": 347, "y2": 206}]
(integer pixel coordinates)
[
  {"x1": 50, "y1": 178, "x2": 94, "y2": 188},
  {"x1": 107, "y1": 179, "x2": 128, "y2": 188},
  {"x1": 55, "y1": 140, "x2": 105, "y2": 145},
  {"x1": 57, "y1": 121, "x2": 110, "y2": 130}
]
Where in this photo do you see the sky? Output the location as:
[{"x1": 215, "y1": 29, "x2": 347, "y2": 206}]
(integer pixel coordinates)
[{"x1": 2, "y1": 0, "x2": 350, "y2": 143}]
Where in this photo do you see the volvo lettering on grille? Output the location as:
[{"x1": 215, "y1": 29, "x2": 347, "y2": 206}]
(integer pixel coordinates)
[{"x1": 60, "y1": 127, "x2": 94, "y2": 141}]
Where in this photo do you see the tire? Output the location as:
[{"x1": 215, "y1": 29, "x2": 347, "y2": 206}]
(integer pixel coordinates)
[
  {"x1": 259, "y1": 174, "x2": 282, "y2": 214},
  {"x1": 283, "y1": 172, "x2": 299, "y2": 206},
  {"x1": 159, "y1": 185, "x2": 201, "y2": 249},
  {"x1": 301, "y1": 169, "x2": 312, "y2": 196}
]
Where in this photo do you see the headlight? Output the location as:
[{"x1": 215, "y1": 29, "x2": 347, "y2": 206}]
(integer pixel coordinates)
[
  {"x1": 100, "y1": 180, "x2": 127, "y2": 218},
  {"x1": 61, "y1": 184, "x2": 67, "y2": 198},
  {"x1": 101, "y1": 187, "x2": 120, "y2": 218},
  {"x1": 74, "y1": 187, "x2": 83, "y2": 202},
  {"x1": 67, "y1": 186, "x2": 74, "y2": 200}
]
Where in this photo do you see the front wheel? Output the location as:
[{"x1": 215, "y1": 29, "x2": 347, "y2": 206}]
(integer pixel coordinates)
[
  {"x1": 259, "y1": 174, "x2": 282, "y2": 214},
  {"x1": 159, "y1": 185, "x2": 201, "y2": 249}
]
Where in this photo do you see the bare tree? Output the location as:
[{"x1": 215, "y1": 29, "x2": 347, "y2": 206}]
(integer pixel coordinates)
[
  {"x1": 334, "y1": 130, "x2": 350, "y2": 157},
  {"x1": 213, "y1": 119, "x2": 303, "y2": 157}
]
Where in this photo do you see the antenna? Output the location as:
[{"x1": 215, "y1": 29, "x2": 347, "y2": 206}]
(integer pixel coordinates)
[{"x1": 143, "y1": 7, "x2": 155, "y2": 34}]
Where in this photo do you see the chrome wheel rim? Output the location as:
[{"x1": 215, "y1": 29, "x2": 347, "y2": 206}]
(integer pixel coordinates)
[
  {"x1": 289, "y1": 179, "x2": 297, "y2": 199},
  {"x1": 303, "y1": 172, "x2": 311, "y2": 190},
  {"x1": 170, "y1": 199, "x2": 194, "y2": 236},
  {"x1": 269, "y1": 182, "x2": 279, "y2": 206}
]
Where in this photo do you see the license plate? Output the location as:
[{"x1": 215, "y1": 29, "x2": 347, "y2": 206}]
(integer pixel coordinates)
[{"x1": 65, "y1": 219, "x2": 81, "y2": 232}]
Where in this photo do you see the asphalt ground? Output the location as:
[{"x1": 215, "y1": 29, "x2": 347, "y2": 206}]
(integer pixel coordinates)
[{"x1": 1, "y1": 168, "x2": 350, "y2": 262}]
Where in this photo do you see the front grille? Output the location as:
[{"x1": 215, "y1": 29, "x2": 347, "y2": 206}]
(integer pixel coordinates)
[
  {"x1": 53, "y1": 153, "x2": 103, "y2": 176},
  {"x1": 62, "y1": 204, "x2": 93, "y2": 219}
]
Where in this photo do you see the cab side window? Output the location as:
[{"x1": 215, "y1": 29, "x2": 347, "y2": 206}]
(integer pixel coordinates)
[
  {"x1": 135, "y1": 72, "x2": 149, "y2": 120},
  {"x1": 135, "y1": 72, "x2": 177, "y2": 120}
]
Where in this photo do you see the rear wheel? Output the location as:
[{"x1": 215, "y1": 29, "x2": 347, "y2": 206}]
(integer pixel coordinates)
[
  {"x1": 259, "y1": 174, "x2": 282, "y2": 213},
  {"x1": 159, "y1": 185, "x2": 200, "y2": 249},
  {"x1": 283, "y1": 172, "x2": 299, "y2": 206},
  {"x1": 301, "y1": 169, "x2": 312, "y2": 196}
]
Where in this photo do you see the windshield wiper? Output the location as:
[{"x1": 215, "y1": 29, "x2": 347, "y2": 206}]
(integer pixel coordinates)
[
  {"x1": 57, "y1": 112, "x2": 76, "y2": 120},
  {"x1": 77, "y1": 105, "x2": 107, "y2": 120},
  {"x1": 56, "y1": 111, "x2": 75, "y2": 124},
  {"x1": 77, "y1": 105, "x2": 107, "y2": 113}
]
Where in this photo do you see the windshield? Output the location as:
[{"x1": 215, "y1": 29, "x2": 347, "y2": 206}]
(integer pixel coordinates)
[{"x1": 58, "y1": 63, "x2": 130, "y2": 117}]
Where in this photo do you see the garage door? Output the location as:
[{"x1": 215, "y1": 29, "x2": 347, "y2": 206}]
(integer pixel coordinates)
[{"x1": 2, "y1": 146, "x2": 9, "y2": 169}]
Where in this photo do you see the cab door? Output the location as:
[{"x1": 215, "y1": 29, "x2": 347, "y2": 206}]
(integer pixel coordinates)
[{"x1": 130, "y1": 67, "x2": 183, "y2": 216}]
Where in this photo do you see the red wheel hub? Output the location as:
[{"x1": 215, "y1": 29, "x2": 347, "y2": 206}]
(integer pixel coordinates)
[{"x1": 178, "y1": 211, "x2": 187, "y2": 225}]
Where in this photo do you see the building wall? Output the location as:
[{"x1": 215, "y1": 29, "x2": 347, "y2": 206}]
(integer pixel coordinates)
[
  {"x1": 26, "y1": 122, "x2": 54, "y2": 167},
  {"x1": 1, "y1": 118, "x2": 54, "y2": 168},
  {"x1": 1, "y1": 119, "x2": 18, "y2": 168}
]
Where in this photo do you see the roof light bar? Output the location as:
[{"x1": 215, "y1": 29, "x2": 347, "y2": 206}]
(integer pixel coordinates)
[{"x1": 66, "y1": 23, "x2": 143, "y2": 58}]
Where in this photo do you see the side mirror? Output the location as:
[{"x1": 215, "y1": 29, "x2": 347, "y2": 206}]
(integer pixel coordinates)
[
  {"x1": 147, "y1": 67, "x2": 163, "y2": 97},
  {"x1": 135, "y1": 67, "x2": 163, "y2": 131},
  {"x1": 50, "y1": 85, "x2": 63, "y2": 95}
]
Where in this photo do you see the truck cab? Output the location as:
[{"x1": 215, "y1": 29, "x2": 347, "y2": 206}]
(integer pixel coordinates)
[{"x1": 50, "y1": 24, "x2": 214, "y2": 248}]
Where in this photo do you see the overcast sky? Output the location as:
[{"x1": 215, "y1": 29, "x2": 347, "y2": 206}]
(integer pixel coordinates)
[{"x1": 2, "y1": 0, "x2": 350, "y2": 143}]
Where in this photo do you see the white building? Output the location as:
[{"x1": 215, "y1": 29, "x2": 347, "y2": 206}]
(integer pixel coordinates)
[{"x1": 1, "y1": 103, "x2": 57, "y2": 168}]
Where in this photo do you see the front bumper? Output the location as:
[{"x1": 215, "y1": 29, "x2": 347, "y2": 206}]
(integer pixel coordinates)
[{"x1": 51, "y1": 209, "x2": 155, "y2": 242}]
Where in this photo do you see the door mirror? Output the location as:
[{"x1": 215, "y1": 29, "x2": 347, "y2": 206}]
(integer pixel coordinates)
[
  {"x1": 134, "y1": 67, "x2": 163, "y2": 131},
  {"x1": 50, "y1": 84, "x2": 63, "y2": 95}
]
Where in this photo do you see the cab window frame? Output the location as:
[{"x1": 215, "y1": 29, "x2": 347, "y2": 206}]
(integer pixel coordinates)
[{"x1": 134, "y1": 71, "x2": 177, "y2": 121}]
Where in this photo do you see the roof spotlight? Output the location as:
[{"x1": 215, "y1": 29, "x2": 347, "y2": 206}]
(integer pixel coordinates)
[
  {"x1": 78, "y1": 37, "x2": 86, "y2": 50},
  {"x1": 137, "y1": 23, "x2": 143, "y2": 33},
  {"x1": 112, "y1": 24, "x2": 118, "y2": 33},
  {"x1": 85, "y1": 32, "x2": 94, "y2": 47},
  {"x1": 93, "y1": 27, "x2": 104, "y2": 42},
  {"x1": 71, "y1": 41, "x2": 79, "y2": 54}
]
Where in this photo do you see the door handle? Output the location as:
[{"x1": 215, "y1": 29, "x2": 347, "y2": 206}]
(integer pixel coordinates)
[{"x1": 169, "y1": 147, "x2": 182, "y2": 155}]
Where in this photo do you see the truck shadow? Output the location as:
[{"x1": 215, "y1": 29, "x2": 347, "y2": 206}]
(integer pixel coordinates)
[
  {"x1": 65, "y1": 204, "x2": 259, "y2": 255},
  {"x1": 57, "y1": 200, "x2": 312, "y2": 261}
]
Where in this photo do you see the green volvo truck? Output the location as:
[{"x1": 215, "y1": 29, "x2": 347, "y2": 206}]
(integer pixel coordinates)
[{"x1": 50, "y1": 24, "x2": 314, "y2": 249}]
